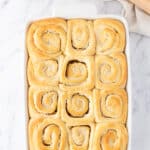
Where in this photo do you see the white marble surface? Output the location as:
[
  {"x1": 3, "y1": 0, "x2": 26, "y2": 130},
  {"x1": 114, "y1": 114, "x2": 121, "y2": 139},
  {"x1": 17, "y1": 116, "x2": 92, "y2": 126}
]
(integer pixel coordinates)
[{"x1": 0, "y1": 0, "x2": 150, "y2": 149}]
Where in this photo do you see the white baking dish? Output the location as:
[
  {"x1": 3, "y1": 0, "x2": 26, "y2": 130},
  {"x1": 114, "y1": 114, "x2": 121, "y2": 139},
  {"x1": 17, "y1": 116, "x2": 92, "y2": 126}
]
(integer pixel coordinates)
[{"x1": 24, "y1": 4, "x2": 132, "y2": 150}]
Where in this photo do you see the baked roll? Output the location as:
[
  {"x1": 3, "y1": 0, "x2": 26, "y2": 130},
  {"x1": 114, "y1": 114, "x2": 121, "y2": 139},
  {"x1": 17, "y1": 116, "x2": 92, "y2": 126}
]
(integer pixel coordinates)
[
  {"x1": 29, "y1": 117, "x2": 68, "y2": 150},
  {"x1": 28, "y1": 87, "x2": 60, "y2": 118},
  {"x1": 27, "y1": 18, "x2": 66, "y2": 59},
  {"x1": 65, "y1": 19, "x2": 95, "y2": 56},
  {"x1": 95, "y1": 53, "x2": 127, "y2": 89},
  {"x1": 27, "y1": 55, "x2": 63, "y2": 87},
  {"x1": 61, "y1": 90, "x2": 94, "y2": 124},
  {"x1": 94, "y1": 89, "x2": 128, "y2": 123},
  {"x1": 67, "y1": 123, "x2": 95, "y2": 150},
  {"x1": 60, "y1": 56, "x2": 94, "y2": 90},
  {"x1": 93, "y1": 123, "x2": 128, "y2": 150},
  {"x1": 94, "y1": 19, "x2": 125, "y2": 54}
]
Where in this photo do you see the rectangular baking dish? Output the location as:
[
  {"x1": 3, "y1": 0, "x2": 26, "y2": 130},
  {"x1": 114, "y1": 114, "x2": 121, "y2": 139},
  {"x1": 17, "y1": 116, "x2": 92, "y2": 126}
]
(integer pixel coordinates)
[{"x1": 24, "y1": 11, "x2": 132, "y2": 150}]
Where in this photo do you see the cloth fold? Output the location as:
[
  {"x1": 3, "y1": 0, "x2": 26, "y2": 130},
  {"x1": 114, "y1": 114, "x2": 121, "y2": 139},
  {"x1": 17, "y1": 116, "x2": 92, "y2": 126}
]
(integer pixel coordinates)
[{"x1": 105, "y1": 0, "x2": 150, "y2": 37}]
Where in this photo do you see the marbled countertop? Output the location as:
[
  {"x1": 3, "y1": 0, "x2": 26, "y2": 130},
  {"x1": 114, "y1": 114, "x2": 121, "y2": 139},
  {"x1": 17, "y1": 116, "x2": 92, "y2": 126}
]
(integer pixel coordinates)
[{"x1": 0, "y1": 0, "x2": 150, "y2": 149}]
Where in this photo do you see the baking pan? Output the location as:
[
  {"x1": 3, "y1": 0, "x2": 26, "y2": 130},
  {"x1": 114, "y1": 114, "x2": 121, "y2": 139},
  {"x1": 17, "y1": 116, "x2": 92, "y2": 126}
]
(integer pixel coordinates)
[{"x1": 24, "y1": 6, "x2": 131, "y2": 150}]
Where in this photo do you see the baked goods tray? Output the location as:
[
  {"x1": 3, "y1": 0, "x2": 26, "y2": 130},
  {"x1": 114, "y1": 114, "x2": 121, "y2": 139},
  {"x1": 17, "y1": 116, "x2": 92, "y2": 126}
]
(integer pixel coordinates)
[{"x1": 24, "y1": 4, "x2": 132, "y2": 150}]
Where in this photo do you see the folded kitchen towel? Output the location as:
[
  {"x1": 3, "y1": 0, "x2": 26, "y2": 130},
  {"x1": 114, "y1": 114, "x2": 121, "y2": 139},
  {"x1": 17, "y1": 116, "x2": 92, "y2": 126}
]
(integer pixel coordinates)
[{"x1": 105, "y1": 0, "x2": 150, "y2": 36}]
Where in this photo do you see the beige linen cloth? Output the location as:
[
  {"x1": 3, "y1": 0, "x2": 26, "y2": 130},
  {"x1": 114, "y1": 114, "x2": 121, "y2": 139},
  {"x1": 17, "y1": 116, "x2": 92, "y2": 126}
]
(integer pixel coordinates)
[{"x1": 106, "y1": 0, "x2": 150, "y2": 36}]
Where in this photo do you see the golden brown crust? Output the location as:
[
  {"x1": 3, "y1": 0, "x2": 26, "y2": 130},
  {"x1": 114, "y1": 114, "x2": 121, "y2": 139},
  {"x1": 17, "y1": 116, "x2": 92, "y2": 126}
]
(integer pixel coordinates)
[
  {"x1": 29, "y1": 117, "x2": 68, "y2": 150},
  {"x1": 95, "y1": 53, "x2": 127, "y2": 90},
  {"x1": 94, "y1": 19, "x2": 126, "y2": 54},
  {"x1": 27, "y1": 55, "x2": 63, "y2": 87},
  {"x1": 27, "y1": 18, "x2": 67, "y2": 59},
  {"x1": 65, "y1": 19, "x2": 96, "y2": 56},
  {"x1": 28, "y1": 86, "x2": 61, "y2": 118},
  {"x1": 66, "y1": 123, "x2": 95, "y2": 150},
  {"x1": 61, "y1": 90, "x2": 94, "y2": 124},
  {"x1": 93, "y1": 123, "x2": 128, "y2": 150},
  {"x1": 94, "y1": 89, "x2": 128, "y2": 123},
  {"x1": 60, "y1": 56, "x2": 95, "y2": 90},
  {"x1": 27, "y1": 18, "x2": 128, "y2": 150},
  {"x1": 32, "y1": 18, "x2": 67, "y2": 30}
]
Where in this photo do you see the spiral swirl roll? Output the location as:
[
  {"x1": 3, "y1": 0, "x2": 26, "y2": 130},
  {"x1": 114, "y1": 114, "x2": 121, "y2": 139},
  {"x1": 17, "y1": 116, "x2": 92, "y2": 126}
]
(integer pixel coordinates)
[
  {"x1": 27, "y1": 55, "x2": 63, "y2": 86},
  {"x1": 29, "y1": 117, "x2": 68, "y2": 150},
  {"x1": 95, "y1": 53, "x2": 127, "y2": 90},
  {"x1": 94, "y1": 89, "x2": 127, "y2": 123},
  {"x1": 60, "y1": 56, "x2": 94, "y2": 90},
  {"x1": 67, "y1": 123, "x2": 95, "y2": 150},
  {"x1": 94, "y1": 19, "x2": 126, "y2": 54},
  {"x1": 65, "y1": 19, "x2": 95, "y2": 56},
  {"x1": 27, "y1": 18, "x2": 67, "y2": 59},
  {"x1": 61, "y1": 90, "x2": 94, "y2": 124},
  {"x1": 93, "y1": 123, "x2": 128, "y2": 150},
  {"x1": 29, "y1": 87, "x2": 60, "y2": 118}
]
